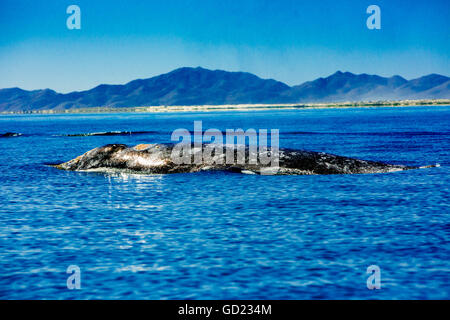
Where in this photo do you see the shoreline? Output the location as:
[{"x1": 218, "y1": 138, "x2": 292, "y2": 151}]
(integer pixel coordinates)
[{"x1": 1, "y1": 99, "x2": 449, "y2": 115}]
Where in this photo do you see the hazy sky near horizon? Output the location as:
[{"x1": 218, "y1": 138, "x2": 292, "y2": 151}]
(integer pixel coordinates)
[{"x1": 0, "y1": 0, "x2": 448, "y2": 92}]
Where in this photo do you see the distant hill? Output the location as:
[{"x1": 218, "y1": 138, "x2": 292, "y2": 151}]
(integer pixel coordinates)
[
  {"x1": 0, "y1": 67, "x2": 448, "y2": 112},
  {"x1": 283, "y1": 71, "x2": 450, "y2": 102}
]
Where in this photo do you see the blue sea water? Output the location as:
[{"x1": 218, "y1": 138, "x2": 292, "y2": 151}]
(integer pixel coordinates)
[{"x1": 0, "y1": 106, "x2": 449, "y2": 300}]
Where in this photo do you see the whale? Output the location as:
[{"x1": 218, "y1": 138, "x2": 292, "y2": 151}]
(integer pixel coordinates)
[{"x1": 54, "y1": 143, "x2": 437, "y2": 175}]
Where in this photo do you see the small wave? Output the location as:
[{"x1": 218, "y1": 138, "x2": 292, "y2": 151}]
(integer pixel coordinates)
[
  {"x1": 419, "y1": 163, "x2": 441, "y2": 169},
  {"x1": 62, "y1": 131, "x2": 158, "y2": 137},
  {"x1": 0, "y1": 132, "x2": 23, "y2": 138},
  {"x1": 285, "y1": 131, "x2": 450, "y2": 136},
  {"x1": 62, "y1": 130, "x2": 263, "y2": 137}
]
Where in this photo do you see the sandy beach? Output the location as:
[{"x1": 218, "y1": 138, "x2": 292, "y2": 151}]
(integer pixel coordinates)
[{"x1": 3, "y1": 99, "x2": 449, "y2": 115}]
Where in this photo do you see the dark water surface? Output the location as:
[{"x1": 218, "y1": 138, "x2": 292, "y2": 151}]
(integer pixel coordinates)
[{"x1": 0, "y1": 106, "x2": 449, "y2": 299}]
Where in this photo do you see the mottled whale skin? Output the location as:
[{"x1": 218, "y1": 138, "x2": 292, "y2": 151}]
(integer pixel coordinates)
[{"x1": 54, "y1": 143, "x2": 435, "y2": 175}]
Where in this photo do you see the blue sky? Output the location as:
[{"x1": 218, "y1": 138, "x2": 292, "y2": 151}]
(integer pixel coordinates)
[{"x1": 0, "y1": 0, "x2": 448, "y2": 92}]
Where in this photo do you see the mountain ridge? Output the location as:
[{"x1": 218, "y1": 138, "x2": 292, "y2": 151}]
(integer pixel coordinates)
[{"x1": 0, "y1": 67, "x2": 449, "y2": 111}]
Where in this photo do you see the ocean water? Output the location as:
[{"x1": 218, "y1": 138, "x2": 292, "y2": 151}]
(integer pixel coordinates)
[{"x1": 0, "y1": 106, "x2": 449, "y2": 300}]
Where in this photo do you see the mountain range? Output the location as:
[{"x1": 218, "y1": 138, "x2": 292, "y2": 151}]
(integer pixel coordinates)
[{"x1": 0, "y1": 67, "x2": 449, "y2": 112}]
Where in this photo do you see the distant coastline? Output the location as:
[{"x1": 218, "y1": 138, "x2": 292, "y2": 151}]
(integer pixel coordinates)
[
  {"x1": 2, "y1": 99, "x2": 449, "y2": 115},
  {"x1": 1, "y1": 68, "x2": 449, "y2": 113}
]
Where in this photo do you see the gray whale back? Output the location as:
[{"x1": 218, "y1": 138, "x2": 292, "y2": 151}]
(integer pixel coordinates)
[{"x1": 54, "y1": 143, "x2": 429, "y2": 175}]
